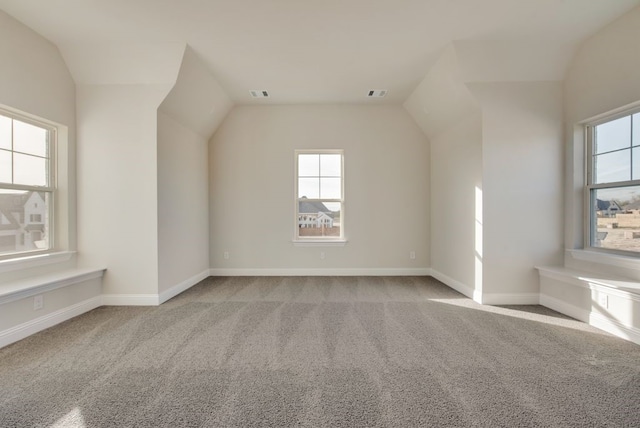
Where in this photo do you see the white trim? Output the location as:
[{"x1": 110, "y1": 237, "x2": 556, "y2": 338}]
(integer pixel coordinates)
[
  {"x1": 158, "y1": 269, "x2": 210, "y2": 304},
  {"x1": 102, "y1": 294, "x2": 160, "y2": 306},
  {"x1": 429, "y1": 268, "x2": 480, "y2": 302},
  {"x1": 0, "y1": 295, "x2": 102, "y2": 349},
  {"x1": 537, "y1": 266, "x2": 640, "y2": 302},
  {"x1": 0, "y1": 251, "x2": 75, "y2": 274},
  {"x1": 567, "y1": 249, "x2": 640, "y2": 272},
  {"x1": 429, "y1": 269, "x2": 539, "y2": 305},
  {"x1": 480, "y1": 293, "x2": 540, "y2": 306},
  {"x1": 0, "y1": 267, "x2": 105, "y2": 305},
  {"x1": 209, "y1": 267, "x2": 431, "y2": 277},
  {"x1": 292, "y1": 240, "x2": 348, "y2": 247},
  {"x1": 294, "y1": 149, "x2": 345, "y2": 241},
  {"x1": 540, "y1": 294, "x2": 640, "y2": 345}
]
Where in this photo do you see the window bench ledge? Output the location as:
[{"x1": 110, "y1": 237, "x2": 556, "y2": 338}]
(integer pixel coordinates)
[
  {"x1": 536, "y1": 266, "x2": 640, "y2": 301},
  {"x1": 0, "y1": 268, "x2": 106, "y2": 306}
]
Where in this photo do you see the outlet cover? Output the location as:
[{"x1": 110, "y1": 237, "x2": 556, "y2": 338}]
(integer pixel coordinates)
[{"x1": 34, "y1": 295, "x2": 44, "y2": 311}]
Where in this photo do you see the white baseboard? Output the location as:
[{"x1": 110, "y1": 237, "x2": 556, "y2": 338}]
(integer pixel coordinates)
[
  {"x1": 430, "y1": 269, "x2": 539, "y2": 305},
  {"x1": 481, "y1": 293, "x2": 540, "y2": 305},
  {"x1": 159, "y1": 269, "x2": 210, "y2": 304},
  {"x1": 102, "y1": 269, "x2": 211, "y2": 306},
  {"x1": 540, "y1": 294, "x2": 640, "y2": 345},
  {"x1": 429, "y1": 268, "x2": 480, "y2": 302},
  {"x1": 209, "y1": 267, "x2": 432, "y2": 276},
  {"x1": 102, "y1": 294, "x2": 160, "y2": 306},
  {"x1": 0, "y1": 295, "x2": 102, "y2": 349}
]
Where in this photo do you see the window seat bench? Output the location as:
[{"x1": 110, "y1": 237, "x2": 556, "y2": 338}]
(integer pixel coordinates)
[
  {"x1": 0, "y1": 268, "x2": 105, "y2": 305},
  {"x1": 537, "y1": 266, "x2": 640, "y2": 345},
  {"x1": 0, "y1": 267, "x2": 105, "y2": 349}
]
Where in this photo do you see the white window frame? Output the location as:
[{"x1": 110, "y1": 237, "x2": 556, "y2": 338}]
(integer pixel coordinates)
[
  {"x1": 293, "y1": 149, "x2": 345, "y2": 244},
  {"x1": 0, "y1": 108, "x2": 56, "y2": 260},
  {"x1": 585, "y1": 106, "x2": 640, "y2": 257}
]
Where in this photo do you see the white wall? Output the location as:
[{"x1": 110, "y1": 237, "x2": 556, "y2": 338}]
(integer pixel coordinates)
[
  {"x1": 0, "y1": 11, "x2": 103, "y2": 346},
  {"x1": 0, "y1": 11, "x2": 75, "y2": 129},
  {"x1": 471, "y1": 82, "x2": 564, "y2": 300},
  {"x1": 405, "y1": 44, "x2": 564, "y2": 304},
  {"x1": 535, "y1": 6, "x2": 640, "y2": 345},
  {"x1": 564, "y1": 5, "x2": 640, "y2": 277},
  {"x1": 0, "y1": 10, "x2": 76, "y2": 263},
  {"x1": 209, "y1": 105, "x2": 430, "y2": 273},
  {"x1": 429, "y1": 113, "x2": 483, "y2": 295},
  {"x1": 157, "y1": 111, "x2": 210, "y2": 293},
  {"x1": 76, "y1": 84, "x2": 167, "y2": 296},
  {"x1": 159, "y1": 47, "x2": 233, "y2": 139},
  {"x1": 404, "y1": 44, "x2": 484, "y2": 298}
]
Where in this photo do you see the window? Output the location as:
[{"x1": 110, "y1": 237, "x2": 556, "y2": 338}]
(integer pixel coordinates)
[
  {"x1": 587, "y1": 109, "x2": 640, "y2": 254},
  {"x1": 295, "y1": 150, "x2": 344, "y2": 240},
  {"x1": 0, "y1": 110, "x2": 55, "y2": 258}
]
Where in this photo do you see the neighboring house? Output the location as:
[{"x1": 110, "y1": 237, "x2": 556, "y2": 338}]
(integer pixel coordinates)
[
  {"x1": 298, "y1": 199, "x2": 335, "y2": 229},
  {"x1": 623, "y1": 200, "x2": 640, "y2": 211},
  {"x1": 0, "y1": 192, "x2": 46, "y2": 254},
  {"x1": 596, "y1": 199, "x2": 621, "y2": 217}
]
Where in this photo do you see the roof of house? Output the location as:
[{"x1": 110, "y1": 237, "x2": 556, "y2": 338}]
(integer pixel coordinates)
[
  {"x1": 298, "y1": 198, "x2": 334, "y2": 217},
  {"x1": 596, "y1": 199, "x2": 620, "y2": 210},
  {"x1": 623, "y1": 200, "x2": 640, "y2": 210}
]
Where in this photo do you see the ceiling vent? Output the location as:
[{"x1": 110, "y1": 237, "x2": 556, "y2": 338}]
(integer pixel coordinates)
[
  {"x1": 250, "y1": 90, "x2": 269, "y2": 98},
  {"x1": 367, "y1": 90, "x2": 387, "y2": 98}
]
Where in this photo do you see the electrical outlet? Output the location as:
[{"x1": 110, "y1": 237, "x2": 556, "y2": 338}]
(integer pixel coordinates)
[
  {"x1": 320, "y1": 251, "x2": 325, "y2": 260},
  {"x1": 410, "y1": 251, "x2": 416, "y2": 260},
  {"x1": 598, "y1": 294, "x2": 608, "y2": 309},
  {"x1": 33, "y1": 295, "x2": 44, "y2": 311},
  {"x1": 223, "y1": 251, "x2": 229, "y2": 260}
]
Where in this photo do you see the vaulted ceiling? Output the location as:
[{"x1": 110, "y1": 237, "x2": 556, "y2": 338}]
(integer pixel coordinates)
[{"x1": 0, "y1": 0, "x2": 638, "y2": 105}]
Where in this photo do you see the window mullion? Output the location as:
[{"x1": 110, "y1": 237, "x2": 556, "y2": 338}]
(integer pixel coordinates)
[
  {"x1": 631, "y1": 115, "x2": 635, "y2": 180},
  {"x1": 10, "y1": 118, "x2": 14, "y2": 184}
]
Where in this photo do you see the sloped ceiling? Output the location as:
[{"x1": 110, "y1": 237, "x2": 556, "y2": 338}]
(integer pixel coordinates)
[
  {"x1": 0, "y1": 0, "x2": 638, "y2": 105},
  {"x1": 159, "y1": 47, "x2": 233, "y2": 139}
]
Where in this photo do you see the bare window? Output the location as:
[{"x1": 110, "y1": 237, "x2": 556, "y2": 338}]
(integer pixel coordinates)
[
  {"x1": 587, "y1": 110, "x2": 640, "y2": 254},
  {"x1": 295, "y1": 150, "x2": 344, "y2": 240},
  {"x1": 0, "y1": 110, "x2": 54, "y2": 257}
]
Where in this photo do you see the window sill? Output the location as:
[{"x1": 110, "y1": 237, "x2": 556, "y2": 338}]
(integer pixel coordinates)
[
  {"x1": 568, "y1": 249, "x2": 640, "y2": 272},
  {"x1": 292, "y1": 240, "x2": 347, "y2": 247},
  {"x1": 0, "y1": 251, "x2": 76, "y2": 275}
]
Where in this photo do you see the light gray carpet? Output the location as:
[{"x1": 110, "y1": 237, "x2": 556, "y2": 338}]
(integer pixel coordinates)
[{"x1": 1, "y1": 276, "x2": 639, "y2": 427}]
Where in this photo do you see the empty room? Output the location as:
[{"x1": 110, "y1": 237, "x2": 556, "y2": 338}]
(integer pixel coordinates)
[{"x1": 1, "y1": 0, "x2": 639, "y2": 426}]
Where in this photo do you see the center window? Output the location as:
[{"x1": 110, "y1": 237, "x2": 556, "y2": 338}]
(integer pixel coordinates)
[{"x1": 295, "y1": 150, "x2": 344, "y2": 240}]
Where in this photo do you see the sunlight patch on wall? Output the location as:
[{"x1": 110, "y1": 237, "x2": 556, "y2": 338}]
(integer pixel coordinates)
[{"x1": 474, "y1": 186, "x2": 483, "y2": 302}]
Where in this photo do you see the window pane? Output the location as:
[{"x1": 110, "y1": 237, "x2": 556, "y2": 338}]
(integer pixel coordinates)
[
  {"x1": 592, "y1": 185, "x2": 640, "y2": 253},
  {"x1": 320, "y1": 177, "x2": 341, "y2": 199},
  {"x1": 634, "y1": 113, "x2": 640, "y2": 147},
  {"x1": 595, "y1": 116, "x2": 631, "y2": 154},
  {"x1": 634, "y1": 147, "x2": 640, "y2": 181},
  {"x1": 14, "y1": 153, "x2": 47, "y2": 186},
  {"x1": 594, "y1": 150, "x2": 630, "y2": 184},
  {"x1": 0, "y1": 190, "x2": 50, "y2": 255},
  {"x1": 298, "y1": 154, "x2": 319, "y2": 176},
  {"x1": 297, "y1": 200, "x2": 340, "y2": 238},
  {"x1": 320, "y1": 154, "x2": 341, "y2": 177},
  {"x1": 298, "y1": 177, "x2": 319, "y2": 199},
  {"x1": 0, "y1": 150, "x2": 11, "y2": 183},
  {"x1": 0, "y1": 115, "x2": 11, "y2": 150},
  {"x1": 13, "y1": 120, "x2": 48, "y2": 157}
]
